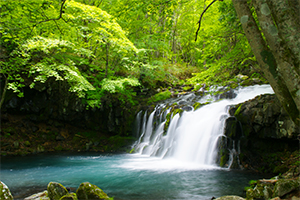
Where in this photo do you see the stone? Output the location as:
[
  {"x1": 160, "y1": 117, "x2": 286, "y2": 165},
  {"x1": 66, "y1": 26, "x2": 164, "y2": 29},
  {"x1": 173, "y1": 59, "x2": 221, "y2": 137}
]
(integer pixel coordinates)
[
  {"x1": 273, "y1": 179, "x2": 300, "y2": 197},
  {"x1": 76, "y1": 182, "x2": 111, "y2": 200},
  {"x1": 24, "y1": 190, "x2": 49, "y2": 200},
  {"x1": 215, "y1": 195, "x2": 245, "y2": 200},
  {"x1": 60, "y1": 193, "x2": 78, "y2": 200},
  {"x1": 0, "y1": 181, "x2": 13, "y2": 200},
  {"x1": 47, "y1": 182, "x2": 69, "y2": 200}
]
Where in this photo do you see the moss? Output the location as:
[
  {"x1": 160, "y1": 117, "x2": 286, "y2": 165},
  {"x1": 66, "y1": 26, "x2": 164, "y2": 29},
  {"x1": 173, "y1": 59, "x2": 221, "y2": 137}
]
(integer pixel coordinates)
[
  {"x1": 182, "y1": 86, "x2": 192, "y2": 91},
  {"x1": 220, "y1": 155, "x2": 228, "y2": 167},
  {"x1": 193, "y1": 102, "x2": 209, "y2": 111},
  {"x1": 129, "y1": 147, "x2": 135, "y2": 154},
  {"x1": 47, "y1": 182, "x2": 69, "y2": 200},
  {"x1": 260, "y1": 50, "x2": 278, "y2": 79},
  {"x1": 76, "y1": 182, "x2": 112, "y2": 200},
  {"x1": 234, "y1": 104, "x2": 243, "y2": 116},
  {"x1": 147, "y1": 90, "x2": 172, "y2": 104}
]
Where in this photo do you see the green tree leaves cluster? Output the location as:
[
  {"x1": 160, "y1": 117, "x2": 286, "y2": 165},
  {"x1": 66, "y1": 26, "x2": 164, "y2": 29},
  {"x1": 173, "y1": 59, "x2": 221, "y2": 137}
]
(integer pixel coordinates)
[
  {"x1": 0, "y1": 0, "x2": 141, "y2": 109},
  {"x1": 1, "y1": 0, "x2": 266, "y2": 110}
]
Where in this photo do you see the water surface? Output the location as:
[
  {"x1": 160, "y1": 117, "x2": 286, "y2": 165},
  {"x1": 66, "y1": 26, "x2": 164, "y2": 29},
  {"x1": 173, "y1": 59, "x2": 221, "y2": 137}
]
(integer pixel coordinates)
[{"x1": 1, "y1": 153, "x2": 267, "y2": 199}]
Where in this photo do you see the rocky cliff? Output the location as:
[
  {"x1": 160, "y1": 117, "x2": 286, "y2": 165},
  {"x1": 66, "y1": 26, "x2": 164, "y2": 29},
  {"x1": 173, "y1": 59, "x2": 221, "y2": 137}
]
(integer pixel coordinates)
[{"x1": 218, "y1": 94, "x2": 299, "y2": 174}]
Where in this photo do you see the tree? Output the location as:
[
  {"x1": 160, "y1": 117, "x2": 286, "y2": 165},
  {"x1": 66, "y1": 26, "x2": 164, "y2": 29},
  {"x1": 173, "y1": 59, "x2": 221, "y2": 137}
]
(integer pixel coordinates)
[
  {"x1": 231, "y1": 0, "x2": 300, "y2": 124},
  {"x1": 0, "y1": 0, "x2": 140, "y2": 109}
]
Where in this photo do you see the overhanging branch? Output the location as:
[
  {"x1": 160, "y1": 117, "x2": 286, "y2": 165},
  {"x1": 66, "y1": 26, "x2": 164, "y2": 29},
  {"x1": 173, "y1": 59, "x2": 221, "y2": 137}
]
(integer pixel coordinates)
[{"x1": 195, "y1": 0, "x2": 220, "y2": 41}]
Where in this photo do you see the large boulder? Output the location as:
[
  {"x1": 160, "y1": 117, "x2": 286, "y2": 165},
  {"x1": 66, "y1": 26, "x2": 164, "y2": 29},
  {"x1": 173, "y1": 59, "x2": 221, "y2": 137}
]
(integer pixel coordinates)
[
  {"x1": 0, "y1": 181, "x2": 13, "y2": 200},
  {"x1": 47, "y1": 182, "x2": 69, "y2": 200},
  {"x1": 273, "y1": 179, "x2": 300, "y2": 198},
  {"x1": 218, "y1": 94, "x2": 300, "y2": 172},
  {"x1": 76, "y1": 182, "x2": 111, "y2": 200}
]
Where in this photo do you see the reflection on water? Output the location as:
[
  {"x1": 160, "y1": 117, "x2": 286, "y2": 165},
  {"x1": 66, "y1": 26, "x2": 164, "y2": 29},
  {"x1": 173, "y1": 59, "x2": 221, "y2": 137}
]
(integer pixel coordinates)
[{"x1": 1, "y1": 153, "x2": 268, "y2": 199}]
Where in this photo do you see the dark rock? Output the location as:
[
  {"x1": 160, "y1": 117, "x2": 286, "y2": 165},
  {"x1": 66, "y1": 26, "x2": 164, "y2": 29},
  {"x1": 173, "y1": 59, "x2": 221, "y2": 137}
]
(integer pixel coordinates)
[
  {"x1": 182, "y1": 106, "x2": 193, "y2": 112},
  {"x1": 220, "y1": 94, "x2": 300, "y2": 172},
  {"x1": 218, "y1": 89, "x2": 237, "y2": 99}
]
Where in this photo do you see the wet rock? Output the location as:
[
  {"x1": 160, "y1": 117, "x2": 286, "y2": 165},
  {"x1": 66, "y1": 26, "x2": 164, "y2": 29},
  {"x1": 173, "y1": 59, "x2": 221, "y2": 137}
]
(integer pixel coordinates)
[
  {"x1": 60, "y1": 193, "x2": 78, "y2": 200},
  {"x1": 215, "y1": 195, "x2": 245, "y2": 200},
  {"x1": 0, "y1": 181, "x2": 13, "y2": 200},
  {"x1": 47, "y1": 182, "x2": 69, "y2": 200},
  {"x1": 223, "y1": 94, "x2": 300, "y2": 173},
  {"x1": 76, "y1": 182, "x2": 111, "y2": 200},
  {"x1": 182, "y1": 106, "x2": 193, "y2": 112},
  {"x1": 24, "y1": 190, "x2": 49, "y2": 200},
  {"x1": 218, "y1": 89, "x2": 237, "y2": 99}
]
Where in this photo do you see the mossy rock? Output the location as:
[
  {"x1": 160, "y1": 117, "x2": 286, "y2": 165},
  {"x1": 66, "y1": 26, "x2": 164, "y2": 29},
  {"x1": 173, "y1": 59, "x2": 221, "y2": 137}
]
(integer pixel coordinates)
[
  {"x1": 0, "y1": 181, "x2": 13, "y2": 200},
  {"x1": 273, "y1": 179, "x2": 300, "y2": 198},
  {"x1": 215, "y1": 195, "x2": 245, "y2": 200},
  {"x1": 47, "y1": 182, "x2": 69, "y2": 200},
  {"x1": 76, "y1": 182, "x2": 112, "y2": 200},
  {"x1": 60, "y1": 193, "x2": 78, "y2": 200}
]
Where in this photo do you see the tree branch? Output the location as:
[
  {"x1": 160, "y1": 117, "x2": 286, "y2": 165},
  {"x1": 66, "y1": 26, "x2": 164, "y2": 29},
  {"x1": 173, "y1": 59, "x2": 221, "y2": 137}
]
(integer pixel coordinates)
[
  {"x1": 33, "y1": 0, "x2": 67, "y2": 27},
  {"x1": 195, "y1": 0, "x2": 219, "y2": 41}
]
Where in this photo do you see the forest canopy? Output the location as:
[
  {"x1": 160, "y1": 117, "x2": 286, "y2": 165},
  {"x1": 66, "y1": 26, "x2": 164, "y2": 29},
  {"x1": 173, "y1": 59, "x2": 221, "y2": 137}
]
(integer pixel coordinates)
[{"x1": 0, "y1": 0, "x2": 264, "y2": 109}]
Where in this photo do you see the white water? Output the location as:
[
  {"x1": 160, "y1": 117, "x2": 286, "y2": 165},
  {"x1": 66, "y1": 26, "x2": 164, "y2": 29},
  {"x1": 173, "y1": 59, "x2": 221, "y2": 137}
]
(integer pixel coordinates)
[
  {"x1": 1, "y1": 85, "x2": 275, "y2": 199},
  {"x1": 131, "y1": 85, "x2": 274, "y2": 169}
]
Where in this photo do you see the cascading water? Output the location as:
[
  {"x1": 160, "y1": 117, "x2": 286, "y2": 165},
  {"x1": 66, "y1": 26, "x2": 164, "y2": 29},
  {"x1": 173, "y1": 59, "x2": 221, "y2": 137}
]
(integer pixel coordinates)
[
  {"x1": 1, "y1": 84, "x2": 275, "y2": 199},
  {"x1": 132, "y1": 85, "x2": 274, "y2": 167}
]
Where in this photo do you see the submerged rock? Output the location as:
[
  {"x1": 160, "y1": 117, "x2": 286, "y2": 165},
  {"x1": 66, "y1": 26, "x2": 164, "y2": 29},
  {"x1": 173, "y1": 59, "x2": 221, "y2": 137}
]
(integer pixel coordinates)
[
  {"x1": 76, "y1": 182, "x2": 111, "y2": 200},
  {"x1": 47, "y1": 182, "x2": 69, "y2": 200},
  {"x1": 0, "y1": 181, "x2": 13, "y2": 200}
]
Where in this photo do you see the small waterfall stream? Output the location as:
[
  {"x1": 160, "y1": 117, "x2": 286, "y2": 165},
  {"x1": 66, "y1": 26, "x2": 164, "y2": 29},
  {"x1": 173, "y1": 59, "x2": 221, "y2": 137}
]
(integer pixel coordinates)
[{"x1": 132, "y1": 85, "x2": 274, "y2": 167}]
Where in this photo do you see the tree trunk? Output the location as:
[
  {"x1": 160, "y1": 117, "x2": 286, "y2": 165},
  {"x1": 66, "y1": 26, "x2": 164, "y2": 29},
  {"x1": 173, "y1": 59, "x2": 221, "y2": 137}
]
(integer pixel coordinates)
[
  {"x1": 105, "y1": 42, "x2": 110, "y2": 78},
  {"x1": 0, "y1": 75, "x2": 8, "y2": 110},
  {"x1": 232, "y1": 0, "x2": 300, "y2": 124}
]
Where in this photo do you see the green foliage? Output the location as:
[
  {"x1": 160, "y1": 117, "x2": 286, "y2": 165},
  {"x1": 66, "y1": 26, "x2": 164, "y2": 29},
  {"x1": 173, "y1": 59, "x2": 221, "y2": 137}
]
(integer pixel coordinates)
[
  {"x1": 0, "y1": 0, "x2": 143, "y2": 109},
  {"x1": 0, "y1": 0, "x2": 267, "y2": 111},
  {"x1": 147, "y1": 90, "x2": 172, "y2": 104}
]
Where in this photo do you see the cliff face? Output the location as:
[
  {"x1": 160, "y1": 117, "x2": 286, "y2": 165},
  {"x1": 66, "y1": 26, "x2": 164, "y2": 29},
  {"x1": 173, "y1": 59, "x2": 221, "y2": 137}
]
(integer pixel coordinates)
[
  {"x1": 0, "y1": 82, "x2": 136, "y2": 156},
  {"x1": 218, "y1": 94, "x2": 299, "y2": 174}
]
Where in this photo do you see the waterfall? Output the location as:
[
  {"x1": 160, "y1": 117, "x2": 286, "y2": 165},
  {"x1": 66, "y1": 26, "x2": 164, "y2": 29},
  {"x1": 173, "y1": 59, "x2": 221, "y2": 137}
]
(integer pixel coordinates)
[{"x1": 132, "y1": 85, "x2": 274, "y2": 167}]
